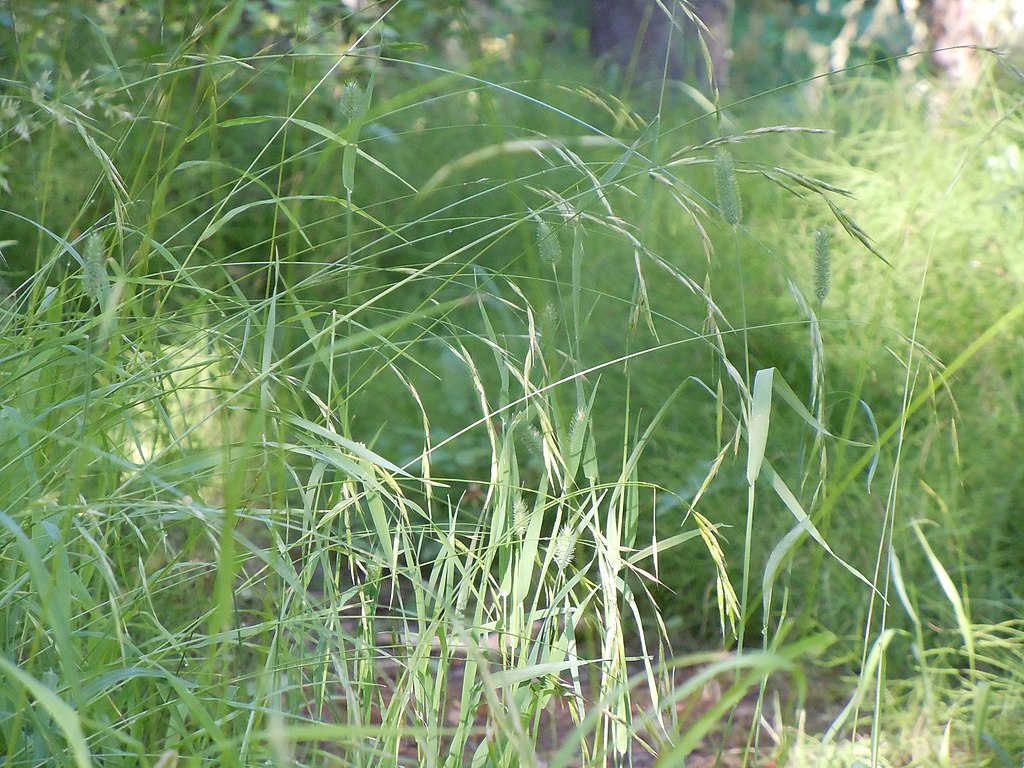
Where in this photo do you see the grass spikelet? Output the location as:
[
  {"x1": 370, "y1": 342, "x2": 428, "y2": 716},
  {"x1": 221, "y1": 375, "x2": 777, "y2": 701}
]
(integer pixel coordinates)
[
  {"x1": 517, "y1": 423, "x2": 545, "y2": 458},
  {"x1": 552, "y1": 525, "x2": 577, "y2": 568},
  {"x1": 81, "y1": 231, "x2": 108, "y2": 304},
  {"x1": 539, "y1": 302, "x2": 559, "y2": 341},
  {"x1": 512, "y1": 496, "x2": 530, "y2": 536},
  {"x1": 814, "y1": 226, "x2": 831, "y2": 304},
  {"x1": 568, "y1": 406, "x2": 586, "y2": 448},
  {"x1": 536, "y1": 218, "x2": 563, "y2": 268},
  {"x1": 339, "y1": 79, "x2": 365, "y2": 122},
  {"x1": 714, "y1": 146, "x2": 742, "y2": 227}
]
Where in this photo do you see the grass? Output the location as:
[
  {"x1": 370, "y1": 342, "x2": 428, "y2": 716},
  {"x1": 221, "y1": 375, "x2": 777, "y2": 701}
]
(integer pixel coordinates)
[{"x1": 2, "y1": 2, "x2": 1024, "y2": 767}]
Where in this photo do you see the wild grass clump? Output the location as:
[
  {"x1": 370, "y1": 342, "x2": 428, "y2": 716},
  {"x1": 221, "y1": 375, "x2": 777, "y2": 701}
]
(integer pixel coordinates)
[
  {"x1": 749, "y1": 66, "x2": 1024, "y2": 619},
  {"x1": 717, "y1": 57, "x2": 1024, "y2": 766},
  {"x1": 2, "y1": 3, "x2": 1022, "y2": 767}
]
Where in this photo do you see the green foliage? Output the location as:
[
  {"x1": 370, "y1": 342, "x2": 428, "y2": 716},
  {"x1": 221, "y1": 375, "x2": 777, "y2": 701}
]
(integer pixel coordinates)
[{"x1": 2, "y1": 2, "x2": 1023, "y2": 767}]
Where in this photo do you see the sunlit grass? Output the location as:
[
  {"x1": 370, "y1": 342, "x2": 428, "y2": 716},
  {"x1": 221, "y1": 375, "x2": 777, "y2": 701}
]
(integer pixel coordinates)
[{"x1": 2, "y1": 4, "x2": 1023, "y2": 768}]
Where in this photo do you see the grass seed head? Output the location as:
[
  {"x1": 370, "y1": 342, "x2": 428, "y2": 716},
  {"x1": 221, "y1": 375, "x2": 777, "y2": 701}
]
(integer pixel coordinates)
[
  {"x1": 513, "y1": 496, "x2": 530, "y2": 536},
  {"x1": 568, "y1": 407, "x2": 586, "y2": 449},
  {"x1": 552, "y1": 525, "x2": 576, "y2": 568},
  {"x1": 517, "y1": 423, "x2": 545, "y2": 458},
  {"x1": 81, "y1": 231, "x2": 109, "y2": 304},
  {"x1": 536, "y1": 219, "x2": 563, "y2": 268},
  {"x1": 814, "y1": 226, "x2": 831, "y2": 304},
  {"x1": 714, "y1": 147, "x2": 742, "y2": 227},
  {"x1": 539, "y1": 302, "x2": 559, "y2": 341},
  {"x1": 339, "y1": 79, "x2": 365, "y2": 122}
]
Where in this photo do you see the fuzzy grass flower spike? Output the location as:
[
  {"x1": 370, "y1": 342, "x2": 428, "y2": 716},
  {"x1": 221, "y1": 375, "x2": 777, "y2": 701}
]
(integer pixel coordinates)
[{"x1": 714, "y1": 146, "x2": 742, "y2": 227}]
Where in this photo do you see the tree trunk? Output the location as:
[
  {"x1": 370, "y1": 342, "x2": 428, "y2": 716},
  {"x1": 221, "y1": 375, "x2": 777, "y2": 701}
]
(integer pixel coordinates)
[
  {"x1": 927, "y1": 0, "x2": 1022, "y2": 82},
  {"x1": 589, "y1": 0, "x2": 732, "y2": 90}
]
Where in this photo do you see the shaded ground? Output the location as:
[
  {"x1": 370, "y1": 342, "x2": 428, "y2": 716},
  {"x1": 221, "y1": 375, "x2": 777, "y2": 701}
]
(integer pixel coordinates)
[
  {"x1": 288, "y1": 619, "x2": 806, "y2": 767},
  {"x1": 242, "y1": 557, "x2": 843, "y2": 766}
]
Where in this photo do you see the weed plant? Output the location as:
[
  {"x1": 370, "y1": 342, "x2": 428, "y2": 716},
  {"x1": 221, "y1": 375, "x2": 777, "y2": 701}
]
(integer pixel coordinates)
[
  {"x1": 1, "y1": 2, "x2": 1022, "y2": 767},
  {"x1": 716, "y1": 59, "x2": 1024, "y2": 766}
]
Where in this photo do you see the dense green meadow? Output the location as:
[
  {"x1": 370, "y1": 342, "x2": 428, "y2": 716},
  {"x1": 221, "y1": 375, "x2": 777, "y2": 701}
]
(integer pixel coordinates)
[{"x1": 2, "y1": 2, "x2": 1022, "y2": 766}]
